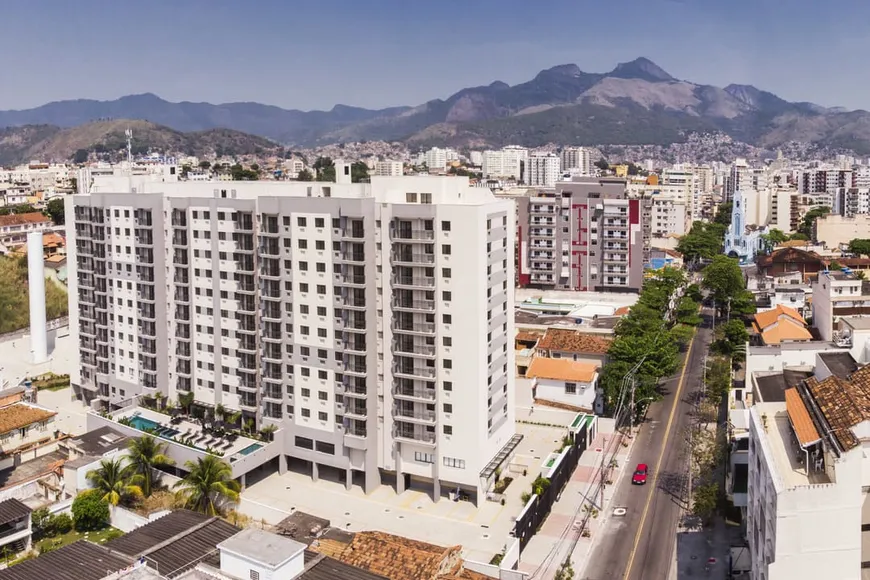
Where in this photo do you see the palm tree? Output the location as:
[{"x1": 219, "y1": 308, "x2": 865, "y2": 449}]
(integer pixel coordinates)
[
  {"x1": 174, "y1": 456, "x2": 240, "y2": 516},
  {"x1": 86, "y1": 458, "x2": 142, "y2": 506},
  {"x1": 178, "y1": 392, "x2": 194, "y2": 415},
  {"x1": 127, "y1": 435, "x2": 174, "y2": 497}
]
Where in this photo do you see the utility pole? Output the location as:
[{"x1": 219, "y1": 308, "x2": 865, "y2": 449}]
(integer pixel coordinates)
[{"x1": 629, "y1": 377, "x2": 636, "y2": 432}]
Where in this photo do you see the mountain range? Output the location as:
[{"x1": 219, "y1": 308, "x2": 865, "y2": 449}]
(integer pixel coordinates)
[{"x1": 3, "y1": 57, "x2": 870, "y2": 153}]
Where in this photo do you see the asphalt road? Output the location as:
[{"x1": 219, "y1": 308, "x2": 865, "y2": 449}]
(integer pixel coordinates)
[{"x1": 582, "y1": 309, "x2": 714, "y2": 580}]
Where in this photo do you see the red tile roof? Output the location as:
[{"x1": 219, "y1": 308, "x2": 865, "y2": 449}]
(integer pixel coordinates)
[
  {"x1": 536, "y1": 329, "x2": 611, "y2": 354},
  {"x1": 0, "y1": 212, "x2": 50, "y2": 227}
]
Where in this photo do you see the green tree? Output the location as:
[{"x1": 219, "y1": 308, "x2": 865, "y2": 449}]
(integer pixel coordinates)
[
  {"x1": 713, "y1": 202, "x2": 733, "y2": 227},
  {"x1": 702, "y1": 255, "x2": 745, "y2": 312},
  {"x1": 594, "y1": 159, "x2": 609, "y2": 171},
  {"x1": 677, "y1": 221, "x2": 726, "y2": 263},
  {"x1": 198, "y1": 160, "x2": 211, "y2": 170},
  {"x1": 72, "y1": 149, "x2": 89, "y2": 164},
  {"x1": 313, "y1": 157, "x2": 336, "y2": 182},
  {"x1": 692, "y1": 483, "x2": 719, "y2": 523},
  {"x1": 178, "y1": 391, "x2": 194, "y2": 414},
  {"x1": 351, "y1": 161, "x2": 369, "y2": 183},
  {"x1": 174, "y1": 455, "x2": 240, "y2": 516},
  {"x1": 829, "y1": 260, "x2": 843, "y2": 271},
  {"x1": 685, "y1": 283, "x2": 703, "y2": 303},
  {"x1": 799, "y1": 206, "x2": 830, "y2": 239},
  {"x1": 250, "y1": 163, "x2": 260, "y2": 173},
  {"x1": 759, "y1": 228, "x2": 788, "y2": 252},
  {"x1": 86, "y1": 458, "x2": 142, "y2": 506},
  {"x1": 126, "y1": 435, "x2": 174, "y2": 497},
  {"x1": 44, "y1": 198, "x2": 65, "y2": 225},
  {"x1": 714, "y1": 319, "x2": 750, "y2": 357},
  {"x1": 296, "y1": 168, "x2": 314, "y2": 181},
  {"x1": 72, "y1": 490, "x2": 110, "y2": 531},
  {"x1": 675, "y1": 296, "x2": 702, "y2": 326},
  {"x1": 848, "y1": 239, "x2": 870, "y2": 257},
  {"x1": 31, "y1": 508, "x2": 51, "y2": 541}
]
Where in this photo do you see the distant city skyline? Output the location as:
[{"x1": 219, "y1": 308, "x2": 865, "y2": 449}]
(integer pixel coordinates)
[{"x1": 2, "y1": 0, "x2": 869, "y2": 111}]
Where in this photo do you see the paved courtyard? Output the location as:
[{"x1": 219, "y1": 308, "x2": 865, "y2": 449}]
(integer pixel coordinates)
[{"x1": 241, "y1": 420, "x2": 577, "y2": 563}]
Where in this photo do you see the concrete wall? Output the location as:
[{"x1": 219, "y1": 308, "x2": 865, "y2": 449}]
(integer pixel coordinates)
[
  {"x1": 109, "y1": 505, "x2": 170, "y2": 533},
  {"x1": 532, "y1": 377, "x2": 597, "y2": 410}
]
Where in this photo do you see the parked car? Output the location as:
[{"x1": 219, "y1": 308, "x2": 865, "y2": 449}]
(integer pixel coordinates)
[{"x1": 632, "y1": 463, "x2": 648, "y2": 485}]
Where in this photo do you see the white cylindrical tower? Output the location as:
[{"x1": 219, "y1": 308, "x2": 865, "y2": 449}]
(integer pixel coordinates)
[{"x1": 27, "y1": 232, "x2": 48, "y2": 364}]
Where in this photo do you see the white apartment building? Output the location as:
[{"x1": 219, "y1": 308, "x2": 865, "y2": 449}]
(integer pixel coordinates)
[
  {"x1": 815, "y1": 214, "x2": 870, "y2": 249},
  {"x1": 559, "y1": 147, "x2": 592, "y2": 176},
  {"x1": 727, "y1": 159, "x2": 768, "y2": 202},
  {"x1": 527, "y1": 153, "x2": 561, "y2": 187},
  {"x1": 811, "y1": 270, "x2": 870, "y2": 342},
  {"x1": 628, "y1": 181, "x2": 691, "y2": 238},
  {"x1": 854, "y1": 166, "x2": 870, "y2": 188},
  {"x1": 746, "y1": 365, "x2": 870, "y2": 580},
  {"x1": 834, "y1": 187, "x2": 870, "y2": 217},
  {"x1": 373, "y1": 161, "x2": 403, "y2": 177},
  {"x1": 422, "y1": 148, "x2": 456, "y2": 173},
  {"x1": 482, "y1": 146, "x2": 529, "y2": 181},
  {"x1": 798, "y1": 168, "x2": 852, "y2": 195},
  {"x1": 66, "y1": 170, "x2": 516, "y2": 502}
]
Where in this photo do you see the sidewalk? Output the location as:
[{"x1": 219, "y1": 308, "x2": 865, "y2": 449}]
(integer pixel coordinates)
[{"x1": 517, "y1": 424, "x2": 636, "y2": 578}]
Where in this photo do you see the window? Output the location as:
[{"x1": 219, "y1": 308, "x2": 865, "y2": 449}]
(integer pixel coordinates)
[
  {"x1": 317, "y1": 328, "x2": 327, "y2": 338},
  {"x1": 299, "y1": 261, "x2": 308, "y2": 271},
  {"x1": 315, "y1": 441, "x2": 335, "y2": 455},
  {"x1": 443, "y1": 425, "x2": 453, "y2": 435},
  {"x1": 318, "y1": 370, "x2": 328, "y2": 380},
  {"x1": 300, "y1": 283, "x2": 309, "y2": 293},
  {"x1": 298, "y1": 239, "x2": 308, "y2": 249},
  {"x1": 318, "y1": 411, "x2": 328, "y2": 421},
  {"x1": 443, "y1": 403, "x2": 452, "y2": 413},
  {"x1": 565, "y1": 382, "x2": 577, "y2": 394},
  {"x1": 316, "y1": 262, "x2": 326, "y2": 273},
  {"x1": 443, "y1": 336, "x2": 452, "y2": 347},
  {"x1": 441, "y1": 220, "x2": 451, "y2": 231},
  {"x1": 415, "y1": 452, "x2": 435, "y2": 464},
  {"x1": 295, "y1": 436, "x2": 313, "y2": 449},
  {"x1": 250, "y1": 570, "x2": 260, "y2": 580},
  {"x1": 442, "y1": 291, "x2": 451, "y2": 301},
  {"x1": 314, "y1": 217, "x2": 325, "y2": 228},
  {"x1": 301, "y1": 408, "x2": 311, "y2": 418},
  {"x1": 300, "y1": 304, "x2": 309, "y2": 314},
  {"x1": 442, "y1": 268, "x2": 451, "y2": 278},
  {"x1": 443, "y1": 314, "x2": 452, "y2": 324},
  {"x1": 443, "y1": 359, "x2": 452, "y2": 369},
  {"x1": 443, "y1": 381, "x2": 452, "y2": 391},
  {"x1": 442, "y1": 244, "x2": 451, "y2": 255},
  {"x1": 317, "y1": 306, "x2": 327, "y2": 316},
  {"x1": 301, "y1": 326, "x2": 309, "y2": 336},
  {"x1": 406, "y1": 192, "x2": 418, "y2": 203},
  {"x1": 317, "y1": 284, "x2": 326, "y2": 295},
  {"x1": 443, "y1": 456, "x2": 465, "y2": 469},
  {"x1": 298, "y1": 217, "x2": 307, "y2": 227}
]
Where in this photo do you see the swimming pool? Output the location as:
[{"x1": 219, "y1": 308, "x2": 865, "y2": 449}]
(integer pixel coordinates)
[
  {"x1": 238, "y1": 443, "x2": 262, "y2": 456},
  {"x1": 128, "y1": 415, "x2": 180, "y2": 437}
]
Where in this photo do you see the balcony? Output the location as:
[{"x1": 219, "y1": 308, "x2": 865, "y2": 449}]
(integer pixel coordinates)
[
  {"x1": 394, "y1": 405, "x2": 436, "y2": 423},
  {"x1": 391, "y1": 227, "x2": 434, "y2": 242},
  {"x1": 392, "y1": 319, "x2": 435, "y2": 335},
  {"x1": 393, "y1": 425, "x2": 436, "y2": 445},
  {"x1": 341, "y1": 227, "x2": 365, "y2": 240},
  {"x1": 345, "y1": 403, "x2": 368, "y2": 419},
  {"x1": 343, "y1": 340, "x2": 367, "y2": 354},
  {"x1": 393, "y1": 363, "x2": 436, "y2": 380},
  {"x1": 529, "y1": 229, "x2": 554, "y2": 238},
  {"x1": 394, "y1": 383, "x2": 436, "y2": 402},
  {"x1": 339, "y1": 252, "x2": 366, "y2": 264},
  {"x1": 391, "y1": 252, "x2": 435, "y2": 266},
  {"x1": 337, "y1": 274, "x2": 366, "y2": 286},
  {"x1": 393, "y1": 341, "x2": 436, "y2": 357},
  {"x1": 391, "y1": 298, "x2": 435, "y2": 312},
  {"x1": 392, "y1": 275, "x2": 435, "y2": 289},
  {"x1": 530, "y1": 205, "x2": 556, "y2": 214}
]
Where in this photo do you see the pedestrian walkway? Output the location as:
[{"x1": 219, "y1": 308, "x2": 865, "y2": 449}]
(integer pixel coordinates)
[{"x1": 517, "y1": 422, "x2": 636, "y2": 578}]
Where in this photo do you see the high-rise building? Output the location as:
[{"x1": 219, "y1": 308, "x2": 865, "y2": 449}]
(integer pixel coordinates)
[
  {"x1": 527, "y1": 153, "x2": 561, "y2": 187},
  {"x1": 798, "y1": 168, "x2": 852, "y2": 195},
  {"x1": 66, "y1": 173, "x2": 516, "y2": 502},
  {"x1": 513, "y1": 177, "x2": 650, "y2": 292},
  {"x1": 482, "y1": 146, "x2": 528, "y2": 181},
  {"x1": 560, "y1": 148, "x2": 592, "y2": 176}
]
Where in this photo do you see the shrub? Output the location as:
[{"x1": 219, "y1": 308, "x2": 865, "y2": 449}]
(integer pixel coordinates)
[
  {"x1": 72, "y1": 490, "x2": 109, "y2": 531},
  {"x1": 31, "y1": 508, "x2": 51, "y2": 540},
  {"x1": 532, "y1": 476, "x2": 551, "y2": 496},
  {"x1": 52, "y1": 513, "x2": 73, "y2": 534}
]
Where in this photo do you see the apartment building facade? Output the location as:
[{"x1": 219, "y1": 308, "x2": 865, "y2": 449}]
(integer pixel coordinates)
[
  {"x1": 560, "y1": 147, "x2": 592, "y2": 175},
  {"x1": 482, "y1": 146, "x2": 528, "y2": 181},
  {"x1": 798, "y1": 168, "x2": 853, "y2": 195},
  {"x1": 527, "y1": 153, "x2": 561, "y2": 187},
  {"x1": 514, "y1": 177, "x2": 649, "y2": 292},
  {"x1": 66, "y1": 173, "x2": 516, "y2": 501}
]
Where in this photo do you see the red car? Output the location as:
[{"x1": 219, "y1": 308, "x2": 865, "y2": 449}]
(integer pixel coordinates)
[{"x1": 632, "y1": 463, "x2": 648, "y2": 485}]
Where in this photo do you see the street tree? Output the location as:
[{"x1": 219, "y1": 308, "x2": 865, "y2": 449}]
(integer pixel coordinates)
[
  {"x1": 702, "y1": 255, "x2": 745, "y2": 312},
  {"x1": 848, "y1": 239, "x2": 870, "y2": 257}
]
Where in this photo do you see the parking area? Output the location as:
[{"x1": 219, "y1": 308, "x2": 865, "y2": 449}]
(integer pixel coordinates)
[{"x1": 241, "y1": 420, "x2": 578, "y2": 563}]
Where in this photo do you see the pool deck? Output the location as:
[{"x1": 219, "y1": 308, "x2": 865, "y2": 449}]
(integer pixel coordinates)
[{"x1": 113, "y1": 407, "x2": 263, "y2": 461}]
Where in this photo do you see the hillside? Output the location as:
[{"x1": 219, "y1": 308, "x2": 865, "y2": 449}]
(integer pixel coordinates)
[
  {"x1": 2, "y1": 57, "x2": 870, "y2": 152},
  {"x1": 0, "y1": 120, "x2": 281, "y2": 165}
]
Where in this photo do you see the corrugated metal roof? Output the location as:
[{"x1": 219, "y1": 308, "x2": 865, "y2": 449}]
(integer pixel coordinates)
[
  {"x1": 0, "y1": 541, "x2": 132, "y2": 580},
  {"x1": 0, "y1": 498, "x2": 31, "y2": 527}
]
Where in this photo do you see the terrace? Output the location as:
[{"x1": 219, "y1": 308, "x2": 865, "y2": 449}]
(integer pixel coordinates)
[{"x1": 110, "y1": 407, "x2": 264, "y2": 462}]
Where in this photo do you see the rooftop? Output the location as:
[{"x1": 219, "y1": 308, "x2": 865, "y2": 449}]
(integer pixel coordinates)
[
  {"x1": 526, "y1": 357, "x2": 598, "y2": 382},
  {"x1": 785, "y1": 388, "x2": 820, "y2": 447},
  {"x1": 106, "y1": 510, "x2": 239, "y2": 577},
  {"x1": 754, "y1": 370, "x2": 814, "y2": 403},
  {"x1": 818, "y1": 351, "x2": 859, "y2": 379},
  {"x1": 0, "y1": 450, "x2": 65, "y2": 490},
  {"x1": 0, "y1": 498, "x2": 31, "y2": 526},
  {"x1": 0, "y1": 540, "x2": 132, "y2": 580},
  {"x1": 275, "y1": 511, "x2": 331, "y2": 545},
  {"x1": 0, "y1": 212, "x2": 50, "y2": 228},
  {"x1": 536, "y1": 329, "x2": 612, "y2": 354},
  {"x1": 754, "y1": 403, "x2": 831, "y2": 489},
  {"x1": 804, "y1": 365, "x2": 870, "y2": 451},
  {"x1": 841, "y1": 316, "x2": 870, "y2": 330},
  {"x1": 0, "y1": 403, "x2": 56, "y2": 435},
  {"x1": 68, "y1": 426, "x2": 130, "y2": 456},
  {"x1": 299, "y1": 552, "x2": 388, "y2": 580},
  {"x1": 218, "y1": 528, "x2": 305, "y2": 568}
]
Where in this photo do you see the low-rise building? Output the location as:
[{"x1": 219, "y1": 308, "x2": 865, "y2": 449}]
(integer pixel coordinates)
[
  {"x1": 526, "y1": 357, "x2": 600, "y2": 412},
  {"x1": 0, "y1": 499, "x2": 32, "y2": 555},
  {"x1": 534, "y1": 328, "x2": 611, "y2": 366},
  {"x1": 0, "y1": 403, "x2": 57, "y2": 461},
  {"x1": 812, "y1": 270, "x2": 870, "y2": 341},
  {"x1": 751, "y1": 305, "x2": 812, "y2": 346},
  {"x1": 0, "y1": 213, "x2": 53, "y2": 247}
]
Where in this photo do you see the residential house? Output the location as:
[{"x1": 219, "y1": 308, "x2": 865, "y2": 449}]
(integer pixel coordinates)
[
  {"x1": 514, "y1": 331, "x2": 542, "y2": 376},
  {"x1": 0, "y1": 403, "x2": 57, "y2": 463},
  {"x1": 751, "y1": 305, "x2": 812, "y2": 346},
  {"x1": 0, "y1": 213, "x2": 52, "y2": 247},
  {"x1": 43, "y1": 254, "x2": 67, "y2": 286},
  {"x1": 756, "y1": 247, "x2": 827, "y2": 283},
  {"x1": 0, "y1": 499, "x2": 32, "y2": 555},
  {"x1": 526, "y1": 357, "x2": 600, "y2": 412},
  {"x1": 534, "y1": 329, "x2": 611, "y2": 367},
  {"x1": 812, "y1": 270, "x2": 870, "y2": 341}
]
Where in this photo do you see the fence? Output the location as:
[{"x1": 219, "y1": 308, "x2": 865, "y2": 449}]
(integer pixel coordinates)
[
  {"x1": 512, "y1": 421, "x2": 589, "y2": 553},
  {"x1": 0, "y1": 317, "x2": 68, "y2": 344}
]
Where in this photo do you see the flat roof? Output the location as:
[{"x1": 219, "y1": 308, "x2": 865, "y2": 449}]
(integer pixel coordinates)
[
  {"x1": 818, "y1": 351, "x2": 859, "y2": 379},
  {"x1": 69, "y1": 425, "x2": 130, "y2": 455},
  {"x1": 755, "y1": 404, "x2": 831, "y2": 489},
  {"x1": 753, "y1": 370, "x2": 813, "y2": 403},
  {"x1": 218, "y1": 528, "x2": 306, "y2": 568},
  {"x1": 841, "y1": 316, "x2": 870, "y2": 330}
]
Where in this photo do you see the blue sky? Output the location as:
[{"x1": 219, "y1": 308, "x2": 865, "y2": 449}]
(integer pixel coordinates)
[{"x1": 1, "y1": 0, "x2": 868, "y2": 111}]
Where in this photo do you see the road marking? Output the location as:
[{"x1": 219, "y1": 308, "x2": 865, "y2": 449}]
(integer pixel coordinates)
[{"x1": 623, "y1": 327, "x2": 697, "y2": 579}]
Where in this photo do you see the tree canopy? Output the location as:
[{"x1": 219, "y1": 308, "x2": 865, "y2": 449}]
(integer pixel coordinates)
[
  {"x1": 799, "y1": 206, "x2": 830, "y2": 239},
  {"x1": 676, "y1": 221, "x2": 726, "y2": 263},
  {"x1": 351, "y1": 161, "x2": 369, "y2": 183},
  {"x1": 45, "y1": 198, "x2": 65, "y2": 225},
  {"x1": 713, "y1": 202, "x2": 733, "y2": 227},
  {"x1": 313, "y1": 157, "x2": 336, "y2": 182},
  {"x1": 848, "y1": 239, "x2": 870, "y2": 257}
]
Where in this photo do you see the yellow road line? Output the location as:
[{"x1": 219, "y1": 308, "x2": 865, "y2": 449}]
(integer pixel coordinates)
[{"x1": 623, "y1": 328, "x2": 697, "y2": 579}]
